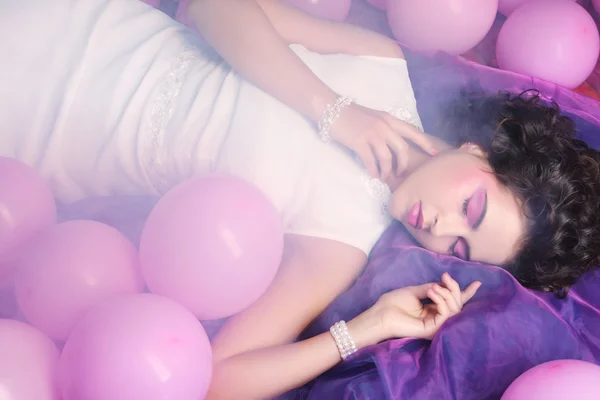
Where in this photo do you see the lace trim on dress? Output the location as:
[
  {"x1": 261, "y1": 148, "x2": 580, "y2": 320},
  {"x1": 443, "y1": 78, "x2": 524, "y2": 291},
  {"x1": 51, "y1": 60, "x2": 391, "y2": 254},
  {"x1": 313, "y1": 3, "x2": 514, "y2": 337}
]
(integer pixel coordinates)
[
  {"x1": 385, "y1": 103, "x2": 423, "y2": 131},
  {"x1": 145, "y1": 46, "x2": 200, "y2": 194}
]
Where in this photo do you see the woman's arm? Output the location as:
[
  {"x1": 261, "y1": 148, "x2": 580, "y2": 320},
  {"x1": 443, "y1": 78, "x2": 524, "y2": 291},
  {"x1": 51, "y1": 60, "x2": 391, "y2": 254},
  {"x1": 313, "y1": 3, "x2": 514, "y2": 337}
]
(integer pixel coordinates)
[
  {"x1": 255, "y1": 0, "x2": 403, "y2": 58},
  {"x1": 188, "y1": 0, "x2": 438, "y2": 183},
  {"x1": 207, "y1": 235, "x2": 379, "y2": 399},
  {"x1": 206, "y1": 233, "x2": 480, "y2": 399},
  {"x1": 188, "y1": 0, "x2": 401, "y2": 123},
  {"x1": 188, "y1": 0, "x2": 335, "y2": 122}
]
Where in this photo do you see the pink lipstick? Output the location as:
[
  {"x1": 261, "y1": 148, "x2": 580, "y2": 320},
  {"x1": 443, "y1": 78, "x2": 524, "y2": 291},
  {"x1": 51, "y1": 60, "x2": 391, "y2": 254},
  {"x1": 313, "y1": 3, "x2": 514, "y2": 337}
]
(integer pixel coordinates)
[{"x1": 407, "y1": 201, "x2": 423, "y2": 229}]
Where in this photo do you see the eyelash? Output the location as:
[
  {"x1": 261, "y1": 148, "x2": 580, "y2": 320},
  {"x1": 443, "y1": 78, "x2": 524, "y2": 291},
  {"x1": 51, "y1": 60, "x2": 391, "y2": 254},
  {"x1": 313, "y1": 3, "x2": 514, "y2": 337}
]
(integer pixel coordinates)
[
  {"x1": 452, "y1": 238, "x2": 470, "y2": 261},
  {"x1": 455, "y1": 198, "x2": 471, "y2": 260}
]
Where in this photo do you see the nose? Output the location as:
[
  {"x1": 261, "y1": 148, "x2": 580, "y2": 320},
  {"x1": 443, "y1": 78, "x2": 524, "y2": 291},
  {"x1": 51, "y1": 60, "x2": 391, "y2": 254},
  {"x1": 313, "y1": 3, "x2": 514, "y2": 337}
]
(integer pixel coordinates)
[{"x1": 430, "y1": 212, "x2": 470, "y2": 237}]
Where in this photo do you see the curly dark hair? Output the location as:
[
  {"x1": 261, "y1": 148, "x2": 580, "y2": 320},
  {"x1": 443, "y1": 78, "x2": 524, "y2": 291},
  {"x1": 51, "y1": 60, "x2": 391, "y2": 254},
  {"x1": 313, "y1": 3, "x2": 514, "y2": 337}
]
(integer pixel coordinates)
[{"x1": 435, "y1": 90, "x2": 600, "y2": 296}]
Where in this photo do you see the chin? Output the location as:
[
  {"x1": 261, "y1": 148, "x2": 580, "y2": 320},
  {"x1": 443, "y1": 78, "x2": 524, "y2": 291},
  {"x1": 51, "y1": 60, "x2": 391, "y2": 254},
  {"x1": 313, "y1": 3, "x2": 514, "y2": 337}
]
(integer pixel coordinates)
[{"x1": 395, "y1": 220, "x2": 422, "y2": 245}]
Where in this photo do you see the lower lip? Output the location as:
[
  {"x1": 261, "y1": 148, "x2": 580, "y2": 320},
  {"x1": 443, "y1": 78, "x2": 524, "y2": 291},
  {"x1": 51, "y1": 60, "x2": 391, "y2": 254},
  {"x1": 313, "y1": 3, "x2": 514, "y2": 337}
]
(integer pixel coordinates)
[{"x1": 407, "y1": 201, "x2": 422, "y2": 229}]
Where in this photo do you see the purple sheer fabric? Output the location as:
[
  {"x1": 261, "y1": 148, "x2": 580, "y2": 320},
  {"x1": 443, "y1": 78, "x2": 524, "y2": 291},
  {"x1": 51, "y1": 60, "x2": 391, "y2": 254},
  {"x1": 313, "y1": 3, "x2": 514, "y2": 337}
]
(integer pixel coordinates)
[
  {"x1": 407, "y1": 51, "x2": 600, "y2": 150},
  {"x1": 286, "y1": 229, "x2": 600, "y2": 399},
  {"x1": 278, "y1": 52, "x2": 600, "y2": 400}
]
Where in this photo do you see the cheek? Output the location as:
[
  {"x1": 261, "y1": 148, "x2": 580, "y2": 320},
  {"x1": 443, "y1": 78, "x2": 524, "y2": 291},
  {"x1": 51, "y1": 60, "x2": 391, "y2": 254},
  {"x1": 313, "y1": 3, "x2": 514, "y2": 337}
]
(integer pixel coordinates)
[
  {"x1": 411, "y1": 155, "x2": 485, "y2": 195},
  {"x1": 417, "y1": 169, "x2": 484, "y2": 207},
  {"x1": 444, "y1": 169, "x2": 486, "y2": 191}
]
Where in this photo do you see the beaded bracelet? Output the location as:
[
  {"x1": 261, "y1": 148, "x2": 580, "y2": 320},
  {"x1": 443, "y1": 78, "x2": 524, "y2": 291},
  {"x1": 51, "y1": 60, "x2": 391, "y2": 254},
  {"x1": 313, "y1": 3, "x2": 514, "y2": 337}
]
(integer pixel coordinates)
[
  {"x1": 330, "y1": 320, "x2": 358, "y2": 360},
  {"x1": 317, "y1": 95, "x2": 355, "y2": 143}
]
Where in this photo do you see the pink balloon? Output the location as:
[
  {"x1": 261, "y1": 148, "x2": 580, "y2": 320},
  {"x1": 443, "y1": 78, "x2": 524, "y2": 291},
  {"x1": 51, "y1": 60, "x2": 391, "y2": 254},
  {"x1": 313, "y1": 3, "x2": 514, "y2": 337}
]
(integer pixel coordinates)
[
  {"x1": 496, "y1": 0, "x2": 599, "y2": 89},
  {"x1": 387, "y1": 0, "x2": 498, "y2": 55},
  {"x1": 366, "y1": 0, "x2": 387, "y2": 11},
  {"x1": 502, "y1": 359, "x2": 600, "y2": 399},
  {"x1": 0, "y1": 319, "x2": 61, "y2": 400},
  {"x1": 15, "y1": 220, "x2": 144, "y2": 341},
  {"x1": 498, "y1": 0, "x2": 576, "y2": 16},
  {"x1": 59, "y1": 294, "x2": 212, "y2": 400},
  {"x1": 140, "y1": 174, "x2": 283, "y2": 320},
  {"x1": 0, "y1": 283, "x2": 19, "y2": 319},
  {"x1": 283, "y1": 0, "x2": 352, "y2": 21},
  {"x1": 0, "y1": 157, "x2": 56, "y2": 280}
]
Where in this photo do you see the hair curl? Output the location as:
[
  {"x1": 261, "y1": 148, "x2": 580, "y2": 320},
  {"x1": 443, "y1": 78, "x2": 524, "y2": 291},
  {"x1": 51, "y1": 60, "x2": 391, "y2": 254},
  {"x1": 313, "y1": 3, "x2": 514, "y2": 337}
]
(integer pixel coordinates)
[{"x1": 435, "y1": 90, "x2": 600, "y2": 296}]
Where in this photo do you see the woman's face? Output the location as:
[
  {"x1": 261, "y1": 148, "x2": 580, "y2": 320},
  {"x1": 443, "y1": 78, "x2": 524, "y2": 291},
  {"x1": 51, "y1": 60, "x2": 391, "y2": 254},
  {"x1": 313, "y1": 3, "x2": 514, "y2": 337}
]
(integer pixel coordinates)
[{"x1": 389, "y1": 144, "x2": 527, "y2": 265}]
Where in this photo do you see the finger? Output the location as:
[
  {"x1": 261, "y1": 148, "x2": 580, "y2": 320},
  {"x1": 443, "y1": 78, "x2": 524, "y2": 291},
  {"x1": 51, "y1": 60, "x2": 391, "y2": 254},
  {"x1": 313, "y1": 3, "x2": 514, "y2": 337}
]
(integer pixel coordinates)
[
  {"x1": 382, "y1": 130, "x2": 410, "y2": 176},
  {"x1": 407, "y1": 282, "x2": 437, "y2": 299},
  {"x1": 427, "y1": 287, "x2": 449, "y2": 316},
  {"x1": 370, "y1": 140, "x2": 393, "y2": 182},
  {"x1": 441, "y1": 272, "x2": 462, "y2": 306},
  {"x1": 356, "y1": 146, "x2": 379, "y2": 179},
  {"x1": 432, "y1": 284, "x2": 461, "y2": 313},
  {"x1": 461, "y1": 281, "x2": 482, "y2": 304},
  {"x1": 384, "y1": 115, "x2": 438, "y2": 156}
]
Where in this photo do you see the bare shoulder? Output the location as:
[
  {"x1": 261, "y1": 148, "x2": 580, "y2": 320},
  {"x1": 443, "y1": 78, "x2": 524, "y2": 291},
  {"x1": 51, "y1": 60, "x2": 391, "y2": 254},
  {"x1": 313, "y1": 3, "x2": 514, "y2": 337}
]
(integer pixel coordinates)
[
  {"x1": 211, "y1": 234, "x2": 367, "y2": 362},
  {"x1": 374, "y1": 37, "x2": 405, "y2": 60},
  {"x1": 349, "y1": 29, "x2": 405, "y2": 60}
]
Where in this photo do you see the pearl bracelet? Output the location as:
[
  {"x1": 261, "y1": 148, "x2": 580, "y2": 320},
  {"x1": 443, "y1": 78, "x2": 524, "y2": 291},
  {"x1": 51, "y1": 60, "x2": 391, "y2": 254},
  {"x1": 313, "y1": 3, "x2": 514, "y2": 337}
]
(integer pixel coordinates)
[
  {"x1": 317, "y1": 95, "x2": 355, "y2": 143},
  {"x1": 330, "y1": 320, "x2": 358, "y2": 361}
]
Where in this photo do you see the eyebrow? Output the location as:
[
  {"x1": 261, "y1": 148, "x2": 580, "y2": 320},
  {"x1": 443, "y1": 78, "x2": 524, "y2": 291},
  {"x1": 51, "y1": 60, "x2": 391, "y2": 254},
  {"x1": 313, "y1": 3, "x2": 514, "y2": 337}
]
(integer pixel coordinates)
[{"x1": 472, "y1": 191, "x2": 488, "y2": 231}]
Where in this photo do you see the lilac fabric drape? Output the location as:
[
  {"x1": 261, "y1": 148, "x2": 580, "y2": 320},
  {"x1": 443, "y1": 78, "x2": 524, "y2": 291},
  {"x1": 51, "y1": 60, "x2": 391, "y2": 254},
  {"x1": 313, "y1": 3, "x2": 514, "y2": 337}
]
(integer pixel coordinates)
[{"x1": 278, "y1": 52, "x2": 600, "y2": 400}]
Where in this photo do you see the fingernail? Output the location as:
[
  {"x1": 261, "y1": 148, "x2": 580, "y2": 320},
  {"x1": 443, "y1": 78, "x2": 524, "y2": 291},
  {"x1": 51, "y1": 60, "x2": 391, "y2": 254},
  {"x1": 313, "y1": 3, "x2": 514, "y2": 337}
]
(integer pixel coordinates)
[{"x1": 430, "y1": 148, "x2": 439, "y2": 155}]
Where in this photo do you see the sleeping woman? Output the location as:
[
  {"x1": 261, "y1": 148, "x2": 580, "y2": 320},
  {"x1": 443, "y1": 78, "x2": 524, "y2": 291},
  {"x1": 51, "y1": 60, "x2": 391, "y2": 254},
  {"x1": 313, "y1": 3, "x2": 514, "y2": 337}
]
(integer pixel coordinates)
[{"x1": 2, "y1": 0, "x2": 600, "y2": 398}]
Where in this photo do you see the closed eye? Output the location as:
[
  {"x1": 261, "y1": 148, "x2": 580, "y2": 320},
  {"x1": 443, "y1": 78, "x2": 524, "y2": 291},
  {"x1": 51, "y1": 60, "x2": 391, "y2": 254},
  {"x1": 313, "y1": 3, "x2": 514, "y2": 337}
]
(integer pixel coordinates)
[
  {"x1": 463, "y1": 188, "x2": 488, "y2": 230},
  {"x1": 450, "y1": 237, "x2": 470, "y2": 261}
]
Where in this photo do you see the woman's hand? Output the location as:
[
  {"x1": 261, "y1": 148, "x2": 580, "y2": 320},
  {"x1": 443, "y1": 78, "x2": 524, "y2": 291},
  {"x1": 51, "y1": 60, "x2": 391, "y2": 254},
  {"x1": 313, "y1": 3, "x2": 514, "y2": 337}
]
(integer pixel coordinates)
[
  {"x1": 348, "y1": 273, "x2": 481, "y2": 346},
  {"x1": 331, "y1": 103, "x2": 439, "y2": 182}
]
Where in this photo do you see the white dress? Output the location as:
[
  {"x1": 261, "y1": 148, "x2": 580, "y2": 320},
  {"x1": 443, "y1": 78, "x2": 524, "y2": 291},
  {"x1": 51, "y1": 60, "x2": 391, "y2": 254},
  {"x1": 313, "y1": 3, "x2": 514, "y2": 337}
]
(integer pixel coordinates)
[{"x1": 0, "y1": 0, "x2": 422, "y2": 255}]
